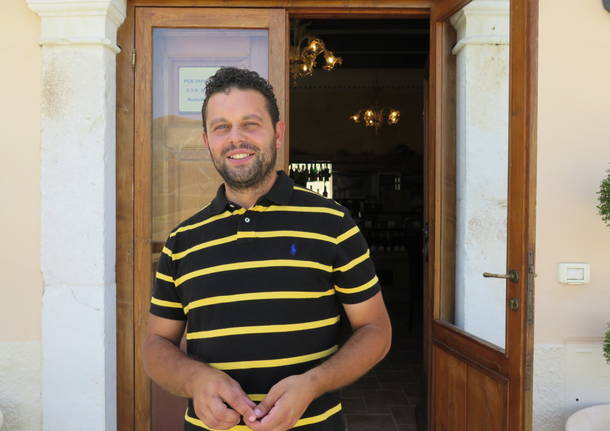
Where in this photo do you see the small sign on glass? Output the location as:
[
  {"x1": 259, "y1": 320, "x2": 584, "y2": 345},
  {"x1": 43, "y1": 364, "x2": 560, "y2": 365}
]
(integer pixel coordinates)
[{"x1": 178, "y1": 67, "x2": 219, "y2": 113}]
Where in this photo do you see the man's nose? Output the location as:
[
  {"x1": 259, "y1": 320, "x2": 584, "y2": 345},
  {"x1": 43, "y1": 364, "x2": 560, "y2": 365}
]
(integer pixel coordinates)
[{"x1": 227, "y1": 125, "x2": 245, "y2": 145}]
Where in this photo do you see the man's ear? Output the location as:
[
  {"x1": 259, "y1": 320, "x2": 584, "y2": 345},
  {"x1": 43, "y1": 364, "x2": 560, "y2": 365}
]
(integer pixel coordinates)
[
  {"x1": 274, "y1": 121, "x2": 286, "y2": 149},
  {"x1": 201, "y1": 130, "x2": 209, "y2": 149}
]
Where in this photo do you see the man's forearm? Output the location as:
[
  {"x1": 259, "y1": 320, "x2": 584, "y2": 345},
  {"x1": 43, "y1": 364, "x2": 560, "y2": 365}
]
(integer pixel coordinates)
[
  {"x1": 142, "y1": 334, "x2": 211, "y2": 398},
  {"x1": 304, "y1": 321, "x2": 392, "y2": 397}
]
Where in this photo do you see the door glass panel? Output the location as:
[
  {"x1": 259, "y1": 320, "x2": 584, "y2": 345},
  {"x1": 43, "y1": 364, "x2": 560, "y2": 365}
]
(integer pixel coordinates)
[
  {"x1": 150, "y1": 28, "x2": 269, "y2": 431},
  {"x1": 152, "y1": 28, "x2": 269, "y2": 244},
  {"x1": 438, "y1": 0, "x2": 510, "y2": 350}
]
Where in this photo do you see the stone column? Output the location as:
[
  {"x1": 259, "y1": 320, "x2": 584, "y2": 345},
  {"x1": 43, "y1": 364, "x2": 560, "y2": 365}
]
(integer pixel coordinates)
[
  {"x1": 449, "y1": 0, "x2": 510, "y2": 348},
  {"x1": 25, "y1": 1, "x2": 126, "y2": 429}
]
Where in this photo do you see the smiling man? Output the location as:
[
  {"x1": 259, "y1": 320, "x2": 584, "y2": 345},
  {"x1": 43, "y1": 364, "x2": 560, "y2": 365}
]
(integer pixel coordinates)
[{"x1": 142, "y1": 67, "x2": 392, "y2": 431}]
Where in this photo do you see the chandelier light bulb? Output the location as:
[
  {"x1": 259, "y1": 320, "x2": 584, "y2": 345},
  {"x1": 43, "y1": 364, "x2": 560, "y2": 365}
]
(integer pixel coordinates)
[
  {"x1": 349, "y1": 107, "x2": 401, "y2": 131},
  {"x1": 306, "y1": 39, "x2": 323, "y2": 55},
  {"x1": 387, "y1": 110, "x2": 400, "y2": 125},
  {"x1": 322, "y1": 51, "x2": 342, "y2": 71}
]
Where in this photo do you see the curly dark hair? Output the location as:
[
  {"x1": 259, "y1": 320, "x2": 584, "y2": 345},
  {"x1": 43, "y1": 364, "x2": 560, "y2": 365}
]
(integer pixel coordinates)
[{"x1": 201, "y1": 67, "x2": 280, "y2": 131}]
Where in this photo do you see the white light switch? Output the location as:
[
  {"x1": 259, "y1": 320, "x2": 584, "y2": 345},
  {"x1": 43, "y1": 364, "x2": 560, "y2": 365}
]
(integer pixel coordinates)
[{"x1": 559, "y1": 263, "x2": 590, "y2": 284}]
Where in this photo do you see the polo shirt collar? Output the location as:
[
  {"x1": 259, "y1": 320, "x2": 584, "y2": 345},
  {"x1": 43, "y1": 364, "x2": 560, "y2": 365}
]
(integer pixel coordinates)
[
  {"x1": 262, "y1": 170, "x2": 293, "y2": 206},
  {"x1": 210, "y1": 170, "x2": 293, "y2": 215}
]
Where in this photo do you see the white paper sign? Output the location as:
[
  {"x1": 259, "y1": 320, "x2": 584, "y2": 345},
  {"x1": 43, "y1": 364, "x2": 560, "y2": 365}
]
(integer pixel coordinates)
[{"x1": 179, "y1": 67, "x2": 220, "y2": 113}]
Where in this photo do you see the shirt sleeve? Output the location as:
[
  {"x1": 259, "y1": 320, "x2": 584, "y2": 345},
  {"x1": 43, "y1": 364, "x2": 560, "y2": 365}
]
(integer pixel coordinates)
[
  {"x1": 332, "y1": 209, "x2": 381, "y2": 304},
  {"x1": 150, "y1": 235, "x2": 187, "y2": 321}
]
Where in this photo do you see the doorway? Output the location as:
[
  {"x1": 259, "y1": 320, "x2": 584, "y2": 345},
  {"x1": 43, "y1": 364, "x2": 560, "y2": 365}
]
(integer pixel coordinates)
[
  {"x1": 288, "y1": 18, "x2": 428, "y2": 431},
  {"x1": 117, "y1": 2, "x2": 537, "y2": 430}
]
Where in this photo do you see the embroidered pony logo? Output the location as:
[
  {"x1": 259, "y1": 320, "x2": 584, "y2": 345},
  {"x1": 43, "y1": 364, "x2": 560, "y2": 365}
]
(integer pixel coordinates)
[{"x1": 290, "y1": 243, "x2": 297, "y2": 256}]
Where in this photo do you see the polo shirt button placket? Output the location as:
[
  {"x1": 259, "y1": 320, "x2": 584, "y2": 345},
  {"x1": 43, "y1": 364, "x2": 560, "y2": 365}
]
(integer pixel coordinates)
[{"x1": 239, "y1": 213, "x2": 255, "y2": 244}]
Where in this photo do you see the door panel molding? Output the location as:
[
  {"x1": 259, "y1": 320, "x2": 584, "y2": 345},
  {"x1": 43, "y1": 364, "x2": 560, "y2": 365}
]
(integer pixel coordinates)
[
  {"x1": 432, "y1": 339, "x2": 509, "y2": 384},
  {"x1": 431, "y1": 343, "x2": 510, "y2": 431},
  {"x1": 432, "y1": 321, "x2": 508, "y2": 374}
]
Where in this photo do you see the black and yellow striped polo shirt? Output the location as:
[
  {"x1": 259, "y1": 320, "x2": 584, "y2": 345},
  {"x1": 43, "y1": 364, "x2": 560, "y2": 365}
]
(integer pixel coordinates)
[{"x1": 151, "y1": 170, "x2": 381, "y2": 431}]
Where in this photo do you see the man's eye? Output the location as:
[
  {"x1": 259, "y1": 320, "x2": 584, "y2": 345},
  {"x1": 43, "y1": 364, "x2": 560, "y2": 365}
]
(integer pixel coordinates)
[
  {"x1": 214, "y1": 124, "x2": 228, "y2": 131},
  {"x1": 244, "y1": 122, "x2": 259, "y2": 128}
]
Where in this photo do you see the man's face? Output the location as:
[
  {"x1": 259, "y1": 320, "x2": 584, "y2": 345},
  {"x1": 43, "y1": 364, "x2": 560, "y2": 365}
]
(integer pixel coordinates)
[{"x1": 202, "y1": 88, "x2": 284, "y2": 191}]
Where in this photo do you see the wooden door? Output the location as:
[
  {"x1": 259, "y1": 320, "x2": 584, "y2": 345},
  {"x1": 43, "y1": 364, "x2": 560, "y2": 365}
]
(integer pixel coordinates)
[
  {"x1": 133, "y1": 8, "x2": 287, "y2": 430},
  {"x1": 425, "y1": 0, "x2": 536, "y2": 430}
]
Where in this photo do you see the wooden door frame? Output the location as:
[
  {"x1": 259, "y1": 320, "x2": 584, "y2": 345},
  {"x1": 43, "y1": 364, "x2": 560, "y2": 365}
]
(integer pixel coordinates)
[{"x1": 116, "y1": 1, "x2": 537, "y2": 430}]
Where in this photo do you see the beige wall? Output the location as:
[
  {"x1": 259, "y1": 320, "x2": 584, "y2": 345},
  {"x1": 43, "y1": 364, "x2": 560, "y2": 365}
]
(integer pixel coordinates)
[
  {"x1": 534, "y1": 0, "x2": 610, "y2": 427},
  {"x1": 0, "y1": 0, "x2": 42, "y2": 342},
  {"x1": 0, "y1": 2, "x2": 42, "y2": 429},
  {"x1": 535, "y1": 0, "x2": 610, "y2": 343}
]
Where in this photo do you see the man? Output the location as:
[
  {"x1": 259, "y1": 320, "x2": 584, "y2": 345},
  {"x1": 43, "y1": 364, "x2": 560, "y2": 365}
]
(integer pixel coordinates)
[{"x1": 143, "y1": 67, "x2": 392, "y2": 431}]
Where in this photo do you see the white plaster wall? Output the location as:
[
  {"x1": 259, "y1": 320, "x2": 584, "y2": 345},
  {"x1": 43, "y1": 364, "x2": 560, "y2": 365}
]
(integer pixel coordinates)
[
  {"x1": 534, "y1": 344, "x2": 568, "y2": 431},
  {"x1": 25, "y1": 1, "x2": 126, "y2": 430},
  {"x1": 0, "y1": 343, "x2": 41, "y2": 431},
  {"x1": 534, "y1": 342, "x2": 610, "y2": 431},
  {"x1": 534, "y1": 0, "x2": 610, "y2": 428},
  {"x1": 39, "y1": 43, "x2": 119, "y2": 431},
  {"x1": 564, "y1": 342, "x2": 610, "y2": 413}
]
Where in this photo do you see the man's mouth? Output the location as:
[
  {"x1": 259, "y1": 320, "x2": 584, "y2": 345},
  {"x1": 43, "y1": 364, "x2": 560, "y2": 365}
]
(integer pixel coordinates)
[{"x1": 228, "y1": 152, "x2": 254, "y2": 160}]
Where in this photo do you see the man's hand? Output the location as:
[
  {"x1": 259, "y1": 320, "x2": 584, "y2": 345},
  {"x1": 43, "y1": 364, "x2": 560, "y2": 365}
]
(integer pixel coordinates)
[
  {"x1": 189, "y1": 367, "x2": 257, "y2": 430},
  {"x1": 244, "y1": 293, "x2": 391, "y2": 431},
  {"x1": 142, "y1": 315, "x2": 257, "y2": 430},
  {"x1": 244, "y1": 374, "x2": 318, "y2": 431}
]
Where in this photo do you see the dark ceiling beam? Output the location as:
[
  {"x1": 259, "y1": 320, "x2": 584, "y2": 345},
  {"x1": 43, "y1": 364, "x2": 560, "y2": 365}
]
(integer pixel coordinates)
[
  {"x1": 334, "y1": 50, "x2": 428, "y2": 55},
  {"x1": 308, "y1": 28, "x2": 429, "y2": 35}
]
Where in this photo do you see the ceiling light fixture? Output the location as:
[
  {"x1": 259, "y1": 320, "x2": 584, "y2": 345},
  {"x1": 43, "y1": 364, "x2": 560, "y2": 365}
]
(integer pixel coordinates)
[
  {"x1": 350, "y1": 107, "x2": 400, "y2": 132},
  {"x1": 290, "y1": 22, "x2": 342, "y2": 84}
]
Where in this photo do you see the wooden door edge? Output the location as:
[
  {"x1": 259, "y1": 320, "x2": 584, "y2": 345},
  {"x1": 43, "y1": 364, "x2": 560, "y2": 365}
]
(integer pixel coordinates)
[
  {"x1": 133, "y1": 6, "x2": 155, "y2": 431},
  {"x1": 423, "y1": 0, "x2": 539, "y2": 430},
  {"x1": 424, "y1": 12, "x2": 441, "y2": 431},
  {"x1": 519, "y1": 0, "x2": 538, "y2": 430},
  {"x1": 117, "y1": 2, "x2": 137, "y2": 430}
]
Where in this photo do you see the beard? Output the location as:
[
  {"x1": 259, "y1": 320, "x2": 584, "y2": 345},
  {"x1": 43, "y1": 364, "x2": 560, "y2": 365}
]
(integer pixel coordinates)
[{"x1": 211, "y1": 138, "x2": 278, "y2": 191}]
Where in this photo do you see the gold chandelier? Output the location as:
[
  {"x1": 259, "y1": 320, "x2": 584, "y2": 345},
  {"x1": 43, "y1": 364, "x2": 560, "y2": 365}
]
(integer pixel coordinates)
[
  {"x1": 289, "y1": 25, "x2": 342, "y2": 83},
  {"x1": 350, "y1": 107, "x2": 400, "y2": 131}
]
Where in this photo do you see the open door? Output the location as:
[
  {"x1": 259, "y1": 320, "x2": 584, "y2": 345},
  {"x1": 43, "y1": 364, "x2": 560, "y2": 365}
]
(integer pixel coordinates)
[
  {"x1": 133, "y1": 8, "x2": 287, "y2": 430},
  {"x1": 425, "y1": 0, "x2": 535, "y2": 429}
]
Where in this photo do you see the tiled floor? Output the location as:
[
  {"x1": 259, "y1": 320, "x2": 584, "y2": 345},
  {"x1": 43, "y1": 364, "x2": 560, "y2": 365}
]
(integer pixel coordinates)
[{"x1": 341, "y1": 297, "x2": 426, "y2": 431}]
